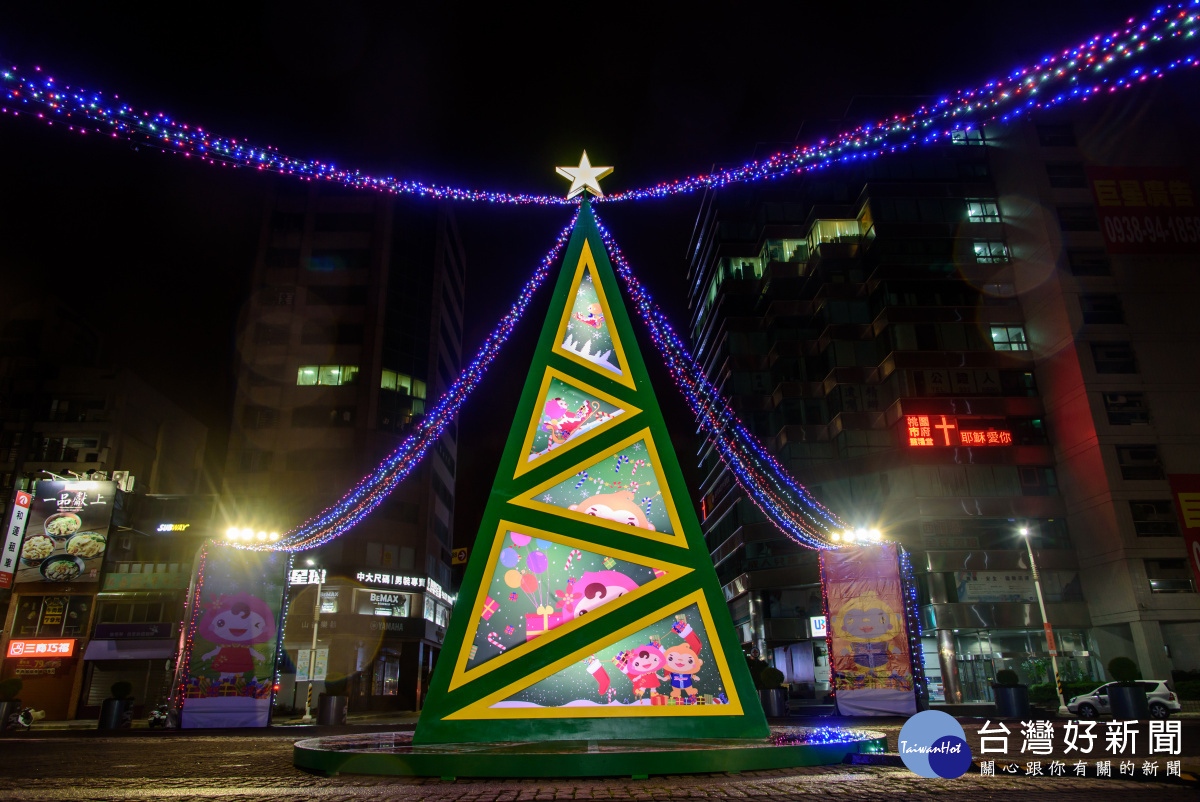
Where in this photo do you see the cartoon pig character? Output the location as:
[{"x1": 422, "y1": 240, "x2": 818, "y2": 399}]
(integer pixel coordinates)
[
  {"x1": 564, "y1": 570, "x2": 640, "y2": 619},
  {"x1": 569, "y1": 490, "x2": 655, "y2": 530}
]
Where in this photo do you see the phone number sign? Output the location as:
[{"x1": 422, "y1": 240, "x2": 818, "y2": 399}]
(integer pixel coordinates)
[{"x1": 1087, "y1": 166, "x2": 1199, "y2": 254}]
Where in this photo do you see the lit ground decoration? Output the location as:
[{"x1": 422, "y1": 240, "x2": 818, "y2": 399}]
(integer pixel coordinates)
[{"x1": 292, "y1": 727, "x2": 887, "y2": 778}]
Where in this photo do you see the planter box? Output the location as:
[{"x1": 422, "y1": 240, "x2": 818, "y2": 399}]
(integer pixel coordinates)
[
  {"x1": 758, "y1": 688, "x2": 788, "y2": 718},
  {"x1": 1109, "y1": 685, "x2": 1149, "y2": 719},
  {"x1": 992, "y1": 685, "x2": 1030, "y2": 718}
]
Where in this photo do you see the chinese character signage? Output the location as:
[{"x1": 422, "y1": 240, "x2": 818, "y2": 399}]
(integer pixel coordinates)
[
  {"x1": 1087, "y1": 166, "x2": 1200, "y2": 254},
  {"x1": 14, "y1": 481, "x2": 116, "y2": 585},
  {"x1": 7, "y1": 638, "x2": 76, "y2": 658},
  {"x1": 355, "y1": 571, "x2": 426, "y2": 589},
  {"x1": 905, "y1": 415, "x2": 1013, "y2": 447},
  {"x1": 1168, "y1": 474, "x2": 1200, "y2": 592},
  {"x1": 288, "y1": 568, "x2": 327, "y2": 585},
  {"x1": 0, "y1": 490, "x2": 33, "y2": 589},
  {"x1": 175, "y1": 544, "x2": 287, "y2": 728},
  {"x1": 819, "y1": 543, "x2": 917, "y2": 716},
  {"x1": 974, "y1": 718, "x2": 1183, "y2": 780}
]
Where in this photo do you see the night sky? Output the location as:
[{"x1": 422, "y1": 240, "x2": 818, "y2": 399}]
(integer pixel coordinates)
[{"x1": 0, "y1": 0, "x2": 1159, "y2": 545}]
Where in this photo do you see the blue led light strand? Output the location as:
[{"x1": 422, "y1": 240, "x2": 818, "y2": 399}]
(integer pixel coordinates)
[
  {"x1": 593, "y1": 211, "x2": 848, "y2": 549},
  {"x1": 1, "y1": 2, "x2": 1198, "y2": 204},
  {"x1": 249, "y1": 210, "x2": 579, "y2": 552}
]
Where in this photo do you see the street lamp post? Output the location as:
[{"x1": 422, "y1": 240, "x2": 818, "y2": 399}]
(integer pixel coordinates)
[
  {"x1": 1020, "y1": 526, "x2": 1069, "y2": 716},
  {"x1": 301, "y1": 561, "x2": 322, "y2": 724}
]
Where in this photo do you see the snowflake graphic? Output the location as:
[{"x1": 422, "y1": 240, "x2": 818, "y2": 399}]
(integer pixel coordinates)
[
  {"x1": 631, "y1": 442, "x2": 644, "y2": 452},
  {"x1": 541, "y1": 494, "x2": 554, "y2": 503}
]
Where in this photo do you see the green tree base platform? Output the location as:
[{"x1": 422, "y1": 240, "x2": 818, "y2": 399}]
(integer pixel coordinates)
[{"x1": 293, "y1": 728, "x2": 887, "y2": 778}]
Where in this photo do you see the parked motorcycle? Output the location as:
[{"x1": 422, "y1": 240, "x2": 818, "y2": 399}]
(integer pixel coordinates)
[{"x1": 148, "y1": 703, "x2": 171, "y2": 729}]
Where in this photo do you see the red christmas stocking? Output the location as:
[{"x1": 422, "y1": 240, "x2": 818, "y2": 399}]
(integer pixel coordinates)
[{"x1": 586, "y1": 658, "x2": 610, "y2": 695}]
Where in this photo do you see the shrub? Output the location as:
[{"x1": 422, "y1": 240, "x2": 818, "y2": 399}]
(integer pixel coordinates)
[
  {"x1": 1029, "y1": 680, "x2": 1097, "y2": 705},
  {"x1": 760, "y1": 668, "x2": 785, "y2": 689},
  {"x1": 1107, "y1": 657, "x2": 1140, "y2": 685},
  {"x1": 110, "y1": 681, "x2": 134, "y2": 700},
  {"x1": 994, "y1": 669, "x2": 1020, "y2": 687},
  {"x1": 1173, "y1": 680, "x2": 1200, "y2": 701},
  {"x1": 0, "y1": 678, "x2": 22, "y2": 701}
]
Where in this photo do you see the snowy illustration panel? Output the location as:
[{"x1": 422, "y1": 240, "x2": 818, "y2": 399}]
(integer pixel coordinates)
[
  {"x1": 469, "y1": 530, "x2": 667, "y2": 668},
  {"x1": 561, "y1": 270, "x2": 622, "y2": 376},
  {"x1": 491, "y1": 604, "x2": 730, "y2": 709}
]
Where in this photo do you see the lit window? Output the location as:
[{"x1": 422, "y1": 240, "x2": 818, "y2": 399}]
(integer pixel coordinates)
[
  {"x1": 296, "y1": 365, "x2": 360, "y2": 386},
  {"x1": 950, "y1": 129, "x2": 985, "y2": 146},
  {"x1": 412, "y1": 379, "x2": 426, "y2": 400},
  {"x1": 966, "y1": 199, "x2": 1001, "y2": 222},
  {"x1": 381, "y1": 370, "x2": 397, "y2": 391},
  {"x1": 974, "y1": 240, "x2": 1009, "y2": 263},
  {"x1": 990, "y1": 326, "x2": 1029, "y2": 351}
]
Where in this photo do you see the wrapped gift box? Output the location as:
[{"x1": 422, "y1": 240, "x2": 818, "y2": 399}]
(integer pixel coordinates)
[{"x1": 524, "y1": 610, "x2": 564, "y2": 641}]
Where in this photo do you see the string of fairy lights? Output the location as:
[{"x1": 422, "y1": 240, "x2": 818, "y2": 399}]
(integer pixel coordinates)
[
  {"x1": 253, "y1": 211, "x2": 578, "y2": 552},
  {"x1": 2, "y1": 2, "x2": 1197, "y2": 553},
  {"x1": 1, "y1": 3, "x2": 1197, "y2": 206}
]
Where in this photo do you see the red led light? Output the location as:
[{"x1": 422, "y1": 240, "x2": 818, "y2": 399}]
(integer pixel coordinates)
[{"x1": 906, "y1": 415, "x2": 1013, "y2": 447}]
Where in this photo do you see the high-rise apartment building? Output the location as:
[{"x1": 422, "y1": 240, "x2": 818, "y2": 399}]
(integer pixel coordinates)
[
  {"x1": 224, "y1": 183, "x2": 465, "y2": 711},
  {"x1": 686, "y1": 84, "x2": 1200, "y2": 707}
]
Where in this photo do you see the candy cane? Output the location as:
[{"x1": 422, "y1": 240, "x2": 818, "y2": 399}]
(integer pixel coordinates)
[
  {"x1": 642, "y1": 496, "x2": 653, "y2": 513},
  {"x1": 574, "y1": 470, "x2": 589, "y2": 489},
  {"x1": 630, "y1": 458, "x2": 645, "y2": 477},
  {"x1": 564, "y1": 548, "x2": 583, "y2": 573},
  {"x1": 487, "y1": 631, "x2": 507, "y2": 652}
]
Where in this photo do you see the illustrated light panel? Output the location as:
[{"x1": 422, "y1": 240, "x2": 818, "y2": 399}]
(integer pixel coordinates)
[
  {"x1": 521, "y1": 372, "x2": 630, "y2": 471},
  {"x1": 537, "y1": 439, "x2": 673, "y2": 535},
  {"x1": 561, "y1": 270, "x2": 621, "y2": 376},
  {"x1": 469, "y1": 530, "x2": 669, "y2": 669},
  {"x1": 482, "y1": 600, "x2": 737, "y2": 715}
]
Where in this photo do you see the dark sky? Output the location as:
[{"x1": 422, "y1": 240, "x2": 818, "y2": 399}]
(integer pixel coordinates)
[{"x1": 0, "y1": 0, "x2": 1155, "y2": 539}]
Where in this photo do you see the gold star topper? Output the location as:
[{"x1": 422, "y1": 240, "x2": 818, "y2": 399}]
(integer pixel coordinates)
[{"x1": 556, "y1": 151, "x2": 613, "y2": 200}]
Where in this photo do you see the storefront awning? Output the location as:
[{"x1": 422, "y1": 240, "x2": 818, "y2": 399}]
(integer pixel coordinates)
[{"x1": 83, "y1": 639, "x2": 177, "y2": 661}]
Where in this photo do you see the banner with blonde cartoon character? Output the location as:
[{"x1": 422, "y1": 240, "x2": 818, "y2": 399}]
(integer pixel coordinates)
[
  {"x1": 819, "y1": 543, "x2": 917, "y2": 716},
  {"x1": 175, "y1": 544, "x2": 288, "y2": 728}
]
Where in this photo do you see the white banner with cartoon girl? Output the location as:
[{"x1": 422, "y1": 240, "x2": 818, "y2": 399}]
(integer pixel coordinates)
[{"x1": 176, "y1": 544, "x2": 287, "y2": 728}]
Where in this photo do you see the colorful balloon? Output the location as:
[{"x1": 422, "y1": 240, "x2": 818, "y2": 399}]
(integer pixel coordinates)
[
  {"x1": 527, "y1": 550, "x2": 549, "y2": 574},
  {"x1": 499, "y1": 548, "x2": 519, "y2": 568},
  {"x1": 535, "y1": 539, "x2": 552, "y2": 549},
  {"x1": 510, "y1": 533, "x2": 531, "y2": 547},
  {"x1": 520, "y1": 573, "x2": 539, "y2": 593},
  {"x1": 504, "y1": 569, "x2": 522, "y2": 588}
]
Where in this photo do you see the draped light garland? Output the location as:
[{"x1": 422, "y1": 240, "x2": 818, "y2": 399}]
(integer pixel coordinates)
[
  {"x1": 1, "y1": 3, "x2": 1197, "y2": 205},
  {"x1": 254, "y1": 210, "x2": 578, "y2": 552},
  {"x1": 2, "y1": 2, "x2": 1197, "y2": 552}
]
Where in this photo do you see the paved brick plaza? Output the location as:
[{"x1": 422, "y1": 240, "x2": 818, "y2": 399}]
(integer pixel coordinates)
[{"x1": 0, "y1": 721, "x2": 1195, "y2": 801}]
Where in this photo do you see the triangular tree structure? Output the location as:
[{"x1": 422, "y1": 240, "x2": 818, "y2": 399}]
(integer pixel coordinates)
[{"x1": 415, "y1": 201, "x2": 767, "y2": 744}]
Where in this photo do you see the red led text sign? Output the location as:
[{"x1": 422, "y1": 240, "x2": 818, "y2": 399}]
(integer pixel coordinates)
[
  {"x1": 1087, "y1": 166, "x2": 1199, "y2": 255},
  {"x1": 905, "y1": 415, "x2": 1013, "y2": 447},
  {"x1": 6, "y1": 639, "x2": 75, "y2": 658}
]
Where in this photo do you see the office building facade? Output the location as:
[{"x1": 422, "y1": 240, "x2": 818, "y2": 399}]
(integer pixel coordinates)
[
  {"x1": 223, "y1": 183, "x2": 465, "y2": 711},
  {"x1": 686, "y1": 86, "x2": 1200, "y2": 705}
]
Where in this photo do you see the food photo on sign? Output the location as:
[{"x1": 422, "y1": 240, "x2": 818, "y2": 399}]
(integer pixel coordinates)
[{"x1": 14, "y1": 481, "x2": 117, "y2": 585}]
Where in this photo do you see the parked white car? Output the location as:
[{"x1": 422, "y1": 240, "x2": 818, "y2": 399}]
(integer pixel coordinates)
[{"x1": 1066, "y1": 681, "x2": 1181, "y2": 719}]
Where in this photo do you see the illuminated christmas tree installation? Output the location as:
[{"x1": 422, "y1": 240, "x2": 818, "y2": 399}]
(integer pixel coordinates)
[{"x1": 414, "y1": 161, "x2": 766, "y2": 744}]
